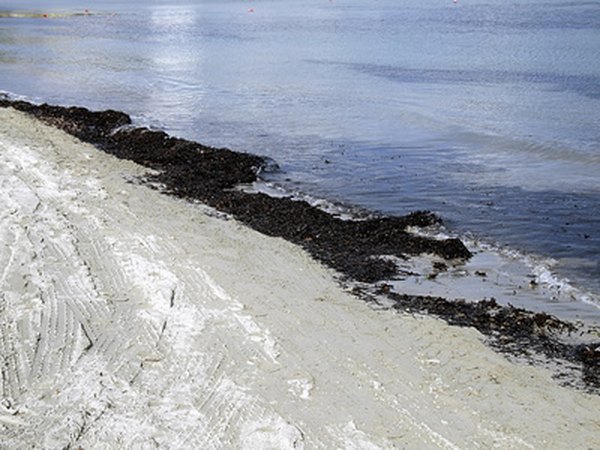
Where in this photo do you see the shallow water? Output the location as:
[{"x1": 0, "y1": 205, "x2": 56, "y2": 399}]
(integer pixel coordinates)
[{"x1": 1, "y1": 0, "x2": 599, "y2": 321}]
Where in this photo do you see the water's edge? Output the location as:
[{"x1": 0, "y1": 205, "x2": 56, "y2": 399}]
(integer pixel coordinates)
[{"x1": 2, "y1": 98, "x2": 599, "y2": 393}]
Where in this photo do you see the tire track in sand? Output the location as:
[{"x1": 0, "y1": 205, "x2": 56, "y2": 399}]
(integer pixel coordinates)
[{"x1": 0, "y1": 110, "x2": 303, "y2": 449}]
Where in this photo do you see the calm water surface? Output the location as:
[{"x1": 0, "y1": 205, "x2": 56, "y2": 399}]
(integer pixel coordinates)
[{"x1": 1, "y1": 0, "x2": 599, "y2": 320}]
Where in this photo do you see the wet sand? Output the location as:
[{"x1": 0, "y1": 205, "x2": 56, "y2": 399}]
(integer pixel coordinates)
[{"x1": 1, "y1": 107, "x2": 600, "y2": 448}]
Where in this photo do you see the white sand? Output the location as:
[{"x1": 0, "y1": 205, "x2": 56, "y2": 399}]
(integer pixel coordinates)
[{"x1": 0, "y1": 108, "x2": 599, "y2": 449}]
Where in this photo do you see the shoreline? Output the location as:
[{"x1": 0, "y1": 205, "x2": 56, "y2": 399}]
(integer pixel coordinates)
[
  {"x1": 2, "y1": 98, "x2": 599, "y2": 393},
  {"x1": 1, "y1": 104, "x2": 600, "y2": 447}
]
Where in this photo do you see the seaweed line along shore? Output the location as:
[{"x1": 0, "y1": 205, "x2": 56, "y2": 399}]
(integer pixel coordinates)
[{"x1": 2, "y1": 99, "x2": 598, "y2": 395}]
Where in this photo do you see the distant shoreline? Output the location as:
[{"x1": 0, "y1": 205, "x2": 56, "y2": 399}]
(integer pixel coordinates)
[{"x1": 0, "y1": 12, "x2": 89, "y2": 19}]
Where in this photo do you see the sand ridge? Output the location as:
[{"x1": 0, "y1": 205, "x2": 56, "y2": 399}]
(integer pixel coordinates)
[{"x1": 1, "y1": 108, "x2": 599, "y2": 448}]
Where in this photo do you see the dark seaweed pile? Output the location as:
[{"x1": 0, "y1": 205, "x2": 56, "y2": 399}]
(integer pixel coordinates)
[{"x1": 2, "y1": 99, "x2": 598, "y2": 392}]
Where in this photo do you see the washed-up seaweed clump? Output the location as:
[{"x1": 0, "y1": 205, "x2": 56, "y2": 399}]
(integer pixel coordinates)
[
  {"x1": 2, "y1": 99, "x2": 598, "y2": 391},
  {"x1": 1, "y1": 99, "x2": 471, "y2": 282},
  {"x1": 575, "y1": 343, "x2": 600, "y2": 388}
]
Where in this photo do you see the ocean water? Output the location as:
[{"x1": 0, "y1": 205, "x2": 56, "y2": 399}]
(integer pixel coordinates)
[{"x1": 1, "y1": 0, "x2": 599, "y2": 321}]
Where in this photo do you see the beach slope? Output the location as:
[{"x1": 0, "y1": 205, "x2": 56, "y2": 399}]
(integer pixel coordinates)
[{"x1": 1, "y1": 108, "x2": 599, "y2": 448}]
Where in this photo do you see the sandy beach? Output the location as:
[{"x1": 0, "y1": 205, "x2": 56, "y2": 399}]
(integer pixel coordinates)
[{"x1": 1, "y1": 107, "x2": 600, "y2": 448}]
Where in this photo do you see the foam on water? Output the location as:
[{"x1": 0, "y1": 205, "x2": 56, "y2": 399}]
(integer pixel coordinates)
[
  {"x1": 406, "y1": 225, "x2": 600, "y2": 323},
  {"x1": 237, "y1": 180, "x2": 372, "y2": 221}
]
